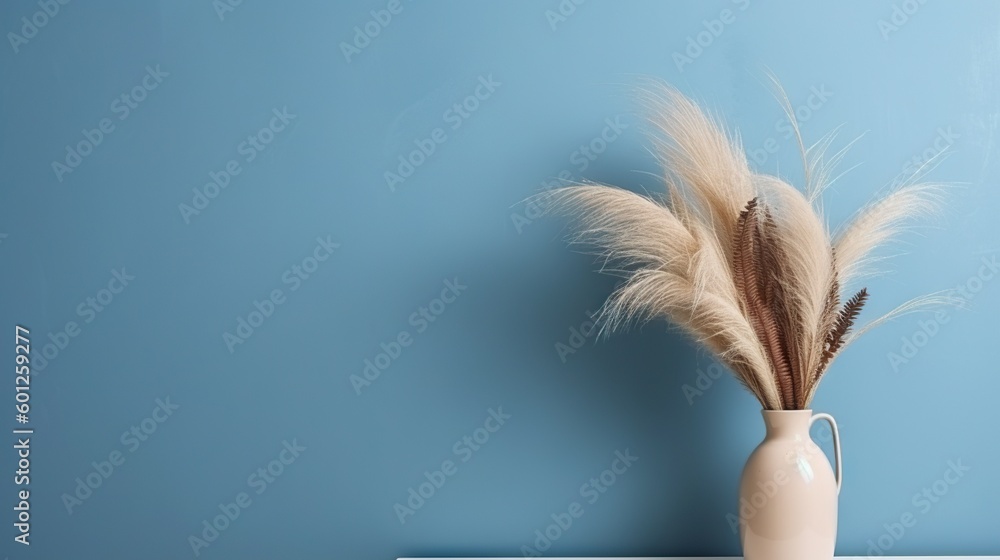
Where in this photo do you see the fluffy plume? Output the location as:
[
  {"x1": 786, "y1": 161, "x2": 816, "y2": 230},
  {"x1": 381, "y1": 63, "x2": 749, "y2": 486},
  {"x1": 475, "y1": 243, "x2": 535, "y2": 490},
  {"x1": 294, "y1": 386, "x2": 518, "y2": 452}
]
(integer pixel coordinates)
[
  {"x1": 538, "y1": 82, "x2": 949, "y2": 409},
  {"x1": 834, "y1": 182, "x2": 943, "y2": 286}
]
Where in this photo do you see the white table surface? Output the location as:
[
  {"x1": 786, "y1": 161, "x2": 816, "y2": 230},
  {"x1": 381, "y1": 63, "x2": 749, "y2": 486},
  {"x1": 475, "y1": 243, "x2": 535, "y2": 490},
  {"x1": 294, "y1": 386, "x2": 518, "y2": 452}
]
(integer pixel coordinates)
[{"x1": 399, "y1": 557, "x2": 1000, "y2": 559}]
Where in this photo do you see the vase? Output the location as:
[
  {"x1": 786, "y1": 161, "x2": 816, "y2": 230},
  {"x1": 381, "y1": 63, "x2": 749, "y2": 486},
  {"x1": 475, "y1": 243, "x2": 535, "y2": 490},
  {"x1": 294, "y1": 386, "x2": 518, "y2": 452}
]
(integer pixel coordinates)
[{"x1": 739, "y1": 409, "x2": 842, "y2": 560}]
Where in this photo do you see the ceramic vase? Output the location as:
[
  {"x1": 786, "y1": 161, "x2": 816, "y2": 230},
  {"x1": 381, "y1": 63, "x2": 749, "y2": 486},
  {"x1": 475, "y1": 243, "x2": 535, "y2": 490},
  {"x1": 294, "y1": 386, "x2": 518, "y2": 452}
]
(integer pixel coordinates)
[{"x1": 739, "y1": 409, "x2": 842, "y2": 560}]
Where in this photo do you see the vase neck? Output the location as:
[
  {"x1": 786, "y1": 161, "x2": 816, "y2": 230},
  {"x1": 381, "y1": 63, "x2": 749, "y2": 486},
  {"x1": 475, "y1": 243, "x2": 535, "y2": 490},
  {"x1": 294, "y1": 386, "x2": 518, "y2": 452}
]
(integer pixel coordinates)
[{"x1": 761, "y1": 410, "x2": 812, "y2": 439}]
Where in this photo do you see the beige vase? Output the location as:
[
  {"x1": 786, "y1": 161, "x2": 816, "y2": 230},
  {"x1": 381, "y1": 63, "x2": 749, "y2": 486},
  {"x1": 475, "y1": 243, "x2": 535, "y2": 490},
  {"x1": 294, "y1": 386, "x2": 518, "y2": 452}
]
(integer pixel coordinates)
[{"x1": 739, "y1": 409, "x2": 842, "y2": 560}]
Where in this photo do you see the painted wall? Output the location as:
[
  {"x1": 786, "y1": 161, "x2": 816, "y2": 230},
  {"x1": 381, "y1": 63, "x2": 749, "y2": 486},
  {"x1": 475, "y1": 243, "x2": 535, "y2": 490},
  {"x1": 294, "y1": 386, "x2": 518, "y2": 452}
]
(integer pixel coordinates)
[{"x1": 1, "y1": 1, "x2": 997, "y2": 558}]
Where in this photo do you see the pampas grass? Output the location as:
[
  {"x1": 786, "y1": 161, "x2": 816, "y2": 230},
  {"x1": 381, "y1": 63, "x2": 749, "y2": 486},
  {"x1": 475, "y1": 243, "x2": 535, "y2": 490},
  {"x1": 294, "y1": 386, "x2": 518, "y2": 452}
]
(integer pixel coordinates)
[{"x1": 540, "y1": 83, "x2": 952, "y2": 410}]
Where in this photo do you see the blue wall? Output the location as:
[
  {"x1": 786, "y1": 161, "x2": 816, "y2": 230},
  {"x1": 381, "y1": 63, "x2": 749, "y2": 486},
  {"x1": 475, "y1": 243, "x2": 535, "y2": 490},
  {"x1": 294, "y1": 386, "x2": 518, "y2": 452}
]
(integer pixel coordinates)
[{"x1": 1, "y1": 1, "x2": 998, "y2": 558}]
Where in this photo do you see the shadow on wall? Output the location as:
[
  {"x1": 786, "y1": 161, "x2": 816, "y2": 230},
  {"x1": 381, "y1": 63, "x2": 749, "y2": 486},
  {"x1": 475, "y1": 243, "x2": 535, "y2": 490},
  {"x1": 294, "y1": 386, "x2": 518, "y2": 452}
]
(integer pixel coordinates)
[{"x1": 398, "y1": 156, "x2": 751, "y2": 557}]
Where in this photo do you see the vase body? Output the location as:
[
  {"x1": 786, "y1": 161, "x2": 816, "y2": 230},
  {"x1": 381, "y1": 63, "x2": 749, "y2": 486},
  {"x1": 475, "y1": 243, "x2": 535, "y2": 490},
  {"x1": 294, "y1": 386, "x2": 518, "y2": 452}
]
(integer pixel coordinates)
[{"x1": 739, "y1": 410, "x2": 841, "y2": 560}]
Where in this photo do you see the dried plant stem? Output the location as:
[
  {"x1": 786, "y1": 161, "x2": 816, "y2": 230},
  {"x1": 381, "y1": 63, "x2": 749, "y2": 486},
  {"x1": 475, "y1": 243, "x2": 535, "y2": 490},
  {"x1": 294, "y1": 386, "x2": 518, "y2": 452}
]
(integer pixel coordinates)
[{"x1": 541, "y1": 81, "x2": 949, "y2": 409}]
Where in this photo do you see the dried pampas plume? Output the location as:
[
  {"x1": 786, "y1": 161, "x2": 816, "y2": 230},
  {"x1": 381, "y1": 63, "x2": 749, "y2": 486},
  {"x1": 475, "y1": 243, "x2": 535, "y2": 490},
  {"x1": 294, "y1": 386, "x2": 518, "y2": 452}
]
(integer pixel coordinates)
[{"x1": 540, "y1": 83, "x2": 952, "y2": 410}]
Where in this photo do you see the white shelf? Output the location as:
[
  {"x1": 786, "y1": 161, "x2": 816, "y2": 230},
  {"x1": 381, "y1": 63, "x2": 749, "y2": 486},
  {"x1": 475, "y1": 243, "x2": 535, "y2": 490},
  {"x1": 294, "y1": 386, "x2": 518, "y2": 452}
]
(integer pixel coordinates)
[{"x1": 400, "y1": 557, "x2": 1000, "y2": 559}]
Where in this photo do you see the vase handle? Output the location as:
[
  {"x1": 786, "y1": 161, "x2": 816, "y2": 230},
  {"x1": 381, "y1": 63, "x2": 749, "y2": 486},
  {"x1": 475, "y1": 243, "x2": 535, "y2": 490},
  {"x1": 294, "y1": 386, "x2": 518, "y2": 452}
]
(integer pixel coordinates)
[{"x1": 810, "y1": 412, "x2": 842, "y2": 494}]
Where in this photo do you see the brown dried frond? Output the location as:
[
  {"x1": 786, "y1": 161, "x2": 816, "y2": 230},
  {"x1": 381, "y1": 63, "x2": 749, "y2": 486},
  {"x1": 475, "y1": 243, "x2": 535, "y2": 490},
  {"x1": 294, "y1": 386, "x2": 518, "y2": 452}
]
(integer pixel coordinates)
[
  {"x1": 757, "y1": 208, "x2": 802, "y2": 407},
  {"x1": 813, "y1": 287, "x2": 868, "y2": 390},
  {"x1": 732, "y1": 199, "x2": 796, "y2": 409}
]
